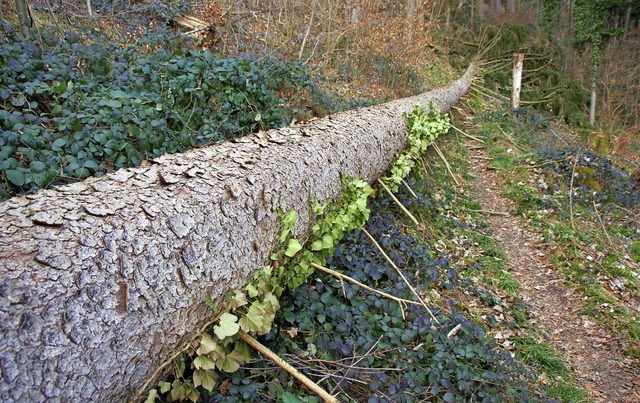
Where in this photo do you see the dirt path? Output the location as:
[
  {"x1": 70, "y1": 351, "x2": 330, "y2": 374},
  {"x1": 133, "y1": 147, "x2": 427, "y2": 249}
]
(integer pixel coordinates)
[{"x1": 465, "y1": 140, "x2": 640, "y2": 402}]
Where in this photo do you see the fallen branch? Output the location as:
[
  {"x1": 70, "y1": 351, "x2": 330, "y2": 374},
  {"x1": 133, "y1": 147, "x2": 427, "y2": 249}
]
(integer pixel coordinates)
[
  {"x1": 592, "y1": 201, "x2": 615, "y2": 250},
  {"x1": 447, "y1": 323, "x2": 462, "y2": 338},
  {"x1": 377, "y1": 179, "x2": 420, "y2": 226},
  {"x1": 237, "y1": 330, "x2": 338, "y2": 403},
  {"x1": 452, "y1": 124, "x2": 484, "y2": 143},
  {"x1": 402, "y1": 179, "x2": 419, "y2": 199},
  {"x1": 310, "y1": 263, "x2": 419, "y2": 320},
  {"x1": 471, "y1": 155, "x2": 493, "y2": 160},
  {"x1": 362, "y1": 229, "x2": 439, "y2": 324},
  {"x1": 471, "y1": 209, "x2": 510, "y2": 216},
  {"x1": 433, "y1": 143, "x2": 460, "y2": 186}
]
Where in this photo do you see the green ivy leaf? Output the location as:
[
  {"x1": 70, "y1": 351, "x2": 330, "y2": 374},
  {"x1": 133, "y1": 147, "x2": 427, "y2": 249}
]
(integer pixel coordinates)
[
  {"x1": 213, "y1": 313, "x2": 239, "y2": 339},
  {"x1": 144, "y1": 389, "x2": 158, "y2": 403},
  {"x1": 230, "y1": 290, "x2": 248, "y2": 309},
  {"x1": 321, "y1": 234, "x2": 334, "y2": 249},
  {"x1": 197, "y1": 332, "x2": 217, "y2": 355},
  {"x1": 285, "y1": 239, "x2": 302, "y2": 257},
  {"x1": 282, "y1": 392, "x2": 302, "y2": 403},
  {"x1": 279, "y1": 209, "x2": 298, "y2": 241},
  {"x1": 204, "y1": 294, "x2": 216, "y2": 310},
  {"x1": 193, "y1": 353, "x2": 216, "y2": 370},
  {"x1": 234, "y1": 341, "x2": 252, "y2": 363},
  {"x1": 216, "y1": 348, "x2": 245, "y2": 373},
  {"x1": 193, "y1": 368, "x2": 217, "y2": 392},
  {"x1": 170, "y1": 379, "x2": 186, "y2": 401},
  {"x1": 158, "y1": 381, "x2": 171, "y2": 394},
  {"x1": 239, "y1": 303, "x2": 266, "y2": 334},
  {"x1": 246, "y1": 282, "x2": 259, "y2": 298}
]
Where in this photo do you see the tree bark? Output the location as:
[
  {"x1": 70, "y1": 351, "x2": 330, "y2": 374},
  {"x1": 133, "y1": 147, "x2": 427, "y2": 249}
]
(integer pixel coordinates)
[
  {"x1": 14, "y1": 0, "x2": 31, "y2": 38},
  {"x1": 0, "y1": 65, "x2": 474, "y2": 402},
  {"x1": 590, "y1": 80, "x2": 597, "y2": 125},
  {"x1": 477, "y1": 0, "x2": 485, "y2": 20}
]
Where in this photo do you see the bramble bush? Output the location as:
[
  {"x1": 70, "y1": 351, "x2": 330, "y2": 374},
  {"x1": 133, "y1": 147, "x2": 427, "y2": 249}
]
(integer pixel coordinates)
[{"x1": 0, "y1": 24, "x2": 311, "y2": 198}]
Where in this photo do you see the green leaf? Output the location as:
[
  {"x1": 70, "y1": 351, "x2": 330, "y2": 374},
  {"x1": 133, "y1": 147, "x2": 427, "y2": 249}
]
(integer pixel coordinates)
[
  {"x1": 443, "y1": 392, "x2": 455, "y2": 403},
  {"x1": 109, "y1": 90, "x2": 129, "y2": 99},
  {"x1": 246, "y1": 282, "x2": 259, "y2": 298},
  {"x1": 196, "y1": 332, "x2": 217, "y2": 355},
  {"x1": 279, "y1": 209, "x2": 297, "y2": 241},
  {"x1": 216, "y1": 348, "x2": 245, "y2": 373},
  {"x1": 5, "y1": 170, "x2": 25, "y2": 186},
  {"x1": 144, "y1": 389, "x2": 158, "y2": 403},
  {"x1": 174, "y1": 362, "x2": 185, "y2": 378},
  {"x1": 193, "y1": 354, "x2": 216, "y2": 370},
  {"x1": 230, "y1": 290, "x2": 248, "y2": 309},
  {"x1": 321, "y1": 234, "x2": 334, "y2": 249},
  {"x1": 51, "y1": 137, "x2": 67, "y2": 151},
  {"x1": 204, "y1": 294, "x2": 216, "y2": 310},
  {"x1": 311, "y1": 240, "x2": 324, "y2": 251},
  {"x1": 193, "y1": 368, "x2": 217, "y2": 392},
  {"x1": 159, "y1": 381, "x2": 171, "y2": 394},
  {"x1": 213, "y1": 312, "x2": 239, "y2": 339},
  {"x1": 51, "y1": 104, "x2": 62, "y2": 115},
  {"x1": 285, "y1": 239, "x2": 302, "y2": 257},
  {"x1": 83, "y1": 160, "x2": 99, "y2": 169},
  {"x1": 239, "y1": 303, "x2": 266, "y2": 334},
  {"x1": 234, "y1": 341, "x2": 252, "y2": 363},
  {"x1": 170, "y1": 380, "x2": 186, "y2": 401},
  {"x1": 282, "y1": 392, "x2": 302, "y2": 403},
  {"x1": 11, "y1": 94, "x2": 26, "y2": 107}
]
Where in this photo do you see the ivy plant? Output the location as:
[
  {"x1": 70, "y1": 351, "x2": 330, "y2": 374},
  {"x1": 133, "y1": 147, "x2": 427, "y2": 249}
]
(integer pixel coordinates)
[{"x1": 382, "y1": 103, "x2": 451, "y2": 191}]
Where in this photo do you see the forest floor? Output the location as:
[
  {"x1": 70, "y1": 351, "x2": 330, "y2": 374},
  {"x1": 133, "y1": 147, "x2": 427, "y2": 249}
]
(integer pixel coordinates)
[{"x1": 463, "y1": 116, "x2": 640, "y2": 402}]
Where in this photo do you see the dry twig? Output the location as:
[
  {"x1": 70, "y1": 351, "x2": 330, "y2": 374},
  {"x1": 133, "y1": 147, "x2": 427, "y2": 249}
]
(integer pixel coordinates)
[
  {"x1": 238, "y1": 330, "x2": 338, "y2": 402},
  {"x1": 377, "y1": 179, "x2": 420, "y2": 226}
]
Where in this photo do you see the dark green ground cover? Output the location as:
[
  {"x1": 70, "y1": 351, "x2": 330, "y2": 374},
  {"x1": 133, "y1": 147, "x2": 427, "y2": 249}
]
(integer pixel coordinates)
[{"x1": 0, "y1": 24, "x2": 312, "y2": 198}]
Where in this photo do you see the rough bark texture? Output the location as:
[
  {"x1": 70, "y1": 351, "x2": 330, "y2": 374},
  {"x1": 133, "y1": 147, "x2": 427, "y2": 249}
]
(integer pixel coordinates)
[{"x1": 0, "y1": 65, "x2": 473, "y2": 402}]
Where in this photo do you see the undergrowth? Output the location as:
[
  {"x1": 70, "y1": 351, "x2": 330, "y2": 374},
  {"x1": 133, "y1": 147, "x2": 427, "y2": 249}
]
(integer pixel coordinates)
[
  {"x1": 0, "y1": 25, "x2": 311, "y2": 198},
  {"x1": 473, "y1": 105, "x2": 640, "y2": 358},
  {"x1": 172, "y1": 120, "x2": 583, "y2": 402}
]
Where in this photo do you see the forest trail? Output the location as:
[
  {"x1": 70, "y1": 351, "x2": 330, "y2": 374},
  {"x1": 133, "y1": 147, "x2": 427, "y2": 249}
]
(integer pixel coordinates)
[{"x1": 464, "y1": 138, "x2": 640, "y2": 402}]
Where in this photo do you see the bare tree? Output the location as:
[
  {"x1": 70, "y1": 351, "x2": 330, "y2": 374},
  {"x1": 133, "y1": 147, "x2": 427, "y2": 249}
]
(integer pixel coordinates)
[
  {"x1": 14, "y1": 0, "x2": 31, "y2": 38},
  {"x1": 477, "y1": 0, "x2": 485, "y2": 20},
  {"x1": 406, "y1": 0, "x2": 417, "y2": 41}
]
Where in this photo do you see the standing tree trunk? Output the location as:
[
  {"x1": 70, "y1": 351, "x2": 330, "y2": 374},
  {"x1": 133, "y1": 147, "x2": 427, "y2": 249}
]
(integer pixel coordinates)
[
  {"x1": 507, "y1": 0, "x2": 516, "y2": 15},
  {"x1": 493, "y1": 0, "x2": 502, "y2": 15},
  {"x1": 477, "y1": 0, "x2": 485, "y2": 20},
  {"x1": 511, "y1": 53, "x2": 524, "y2": 111},
  {"x1": 590, "y1": 80, "x2": 597, "y2": 125},
  {"x1": 405, "y1": 0, "x2": 417, "y2": 41},
  {"x1": 0, "y1": 65, "x2": 475, "y2": 402},
  {"x1": 14, "y1": 0, "x2": 31, "y2": 38}
]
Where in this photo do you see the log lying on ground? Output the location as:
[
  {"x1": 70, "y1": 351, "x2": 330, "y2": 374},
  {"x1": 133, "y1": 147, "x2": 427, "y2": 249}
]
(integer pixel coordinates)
[{"x1": 0, "y1": 65, "x2": 474, "y2": 401}]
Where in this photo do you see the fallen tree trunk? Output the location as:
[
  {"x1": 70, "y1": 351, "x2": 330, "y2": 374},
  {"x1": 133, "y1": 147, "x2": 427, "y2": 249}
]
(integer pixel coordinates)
[{"x1": 0, "y1": 65, "x2": 474, "y2": 401}]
